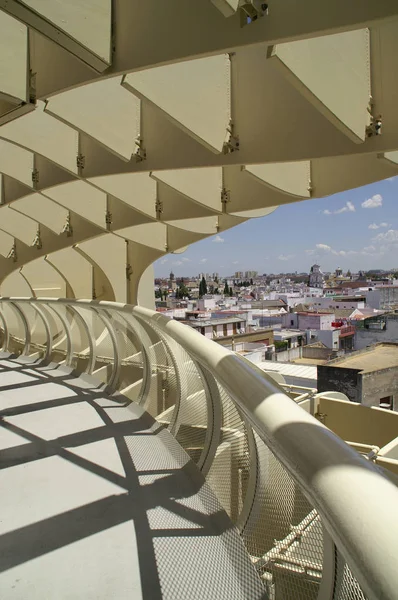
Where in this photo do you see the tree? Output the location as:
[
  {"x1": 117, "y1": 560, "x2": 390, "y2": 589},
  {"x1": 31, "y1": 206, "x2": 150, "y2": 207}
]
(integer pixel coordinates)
[
  {"x1": 176, "y1": 283, "x2": 190, "y2": 299},
  {"x1": 202, "y1": 276, "x2": 207, "y2": 295},
  {"x1": 250, "y1": 278, "x2": 253, "y2": 285},
  {"x1": 223, "y1": 281, "x2": 229, "y2": 295},
  {"x1": 199, "y1": 276, "x2": 207, "y2": 298},
  {"x1": 229, "y1": 287, "x2": 233, "y2": 297}
]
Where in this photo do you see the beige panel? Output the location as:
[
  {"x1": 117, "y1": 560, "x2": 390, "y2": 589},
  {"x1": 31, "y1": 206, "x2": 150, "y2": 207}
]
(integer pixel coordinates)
[
  {"x1": 44, "y1": 181, "x2": 106, "y2": 228},
  {"x1": 211, "y1": 0, "x2": 239, "y2": 17},
  {"x1": 152, "y1": 168, "x2": 222, "y2": 212},
  {"x1": 12, "y1": 194, "x2": 68, "y2": 233},
  {"x1": 0, "y1": 270, "x2": 31, "y2": 296},
  {"x1": 165, "y1": 216, "x2": 218, "y2": 234},
  {"x1": 78, "y1": 234, "x2": 126, "y2": 302},
  {"x1": 270, "y1": 29, "x2": 371, "y2": 142},
  {"x1": 124, "y1": 55, "x2": 230, "y2": 153},
  {"x1": 224, "y1": 165, "x2": 289, "y2": 213},
  {"x1": 46, "y1": 78, "x2": 139, "y2": 159},
  {"x1": 116, "y1": 223, "x2": 167, "y2": 251},
  {"x1": 0, "y1": 139, "x2": 33, "y2": 187},
  {"x1": 90, "y1": 173, "x2": 157, "y2": 218},
  {"x1": 21, "y1": 0, "x2": 112, "y2": 62},
  {"x1": 229, "y1": 206, "x2": 278, "y2": 218},
  {"x1": 312, "y1": 153, "x2": 398, "y2": 196},
  {"x1": 245, "y1": 161, "x2": 311, "y2": 198},
  {"x1": 23, "y1": 259, "x2": 66, "y2": 297},
  {"x1": 0, "y1": 102, "x2": 78, "y2": 173},
  {"x1": 136, "y1": 264, "x2": 155, "y2": 310},
  {"x1": 384, "y1": 151, "x2": 398, "y2": 165},
  {"x1": 48, "y1": 248, "x2": 92, "y2": 299},
  {"x1": 0, "y1": 229, "x2": 14, "y2": 257},
  {"x1": 167, "y1": 225, "x2": 209, "y2": 251},
  {"x1": 0, "y1": 206, "x2": 37, "y2": 244},
  {"x1": 0, "y1": 12, "x2": 27, "y2": 102}
]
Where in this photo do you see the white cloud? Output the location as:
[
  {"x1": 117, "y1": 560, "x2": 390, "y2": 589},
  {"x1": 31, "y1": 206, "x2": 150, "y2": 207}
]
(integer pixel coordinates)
[
  {"x1": 372, "y1": 229, "x2": 398, "y2": 244},
  {"x1": 323, "y1": 201, "x2": 355, "y2": 215},
  {"x1": 278, "y1": 254, "x2": 294, "y2": 261},
  {"x1": 232, "y1": 261, "x2": 239, "y2": 264},
  {"x1": 160, "y1": 258, "x2": 168, "y2": 264},
  {"x1": 368, "y1": 222, "x2": 390, "y2": 230},
  {"x1": 362, "y1": 194, "x2": 382, "y2": 209},
  {"x1": 212, "y1": 235, "x2": 224, "y2": 243},
  {"x1": 386, "y1": 176, "x2": 397, "y2": 182},
  {"x1": 313, "y1": 243, "x2": 354, "y2": 257},
  {"x1": 361, "y1": 245, "x2": 377, "y2": 256},
  {"x1": 173, "y1": 260, "x2": 183, "y2": 266},
  {"x1": 181, "y1": 257, "x2": 191, "y2": 262},
  {"x1": 199, "y1": 258, "x2": 208, "y2": 263}
]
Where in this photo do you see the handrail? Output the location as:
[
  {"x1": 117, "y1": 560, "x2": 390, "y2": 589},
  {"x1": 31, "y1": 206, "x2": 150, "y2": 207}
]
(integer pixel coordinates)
[{"x1": 1, "y1": 297, "x2": 397, "y2": 599}]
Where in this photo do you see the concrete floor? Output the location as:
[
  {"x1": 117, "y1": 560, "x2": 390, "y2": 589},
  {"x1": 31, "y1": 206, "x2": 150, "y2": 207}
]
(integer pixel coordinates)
[{"x1": 0, "y1": 354, "x2": 265, "y2": 599}]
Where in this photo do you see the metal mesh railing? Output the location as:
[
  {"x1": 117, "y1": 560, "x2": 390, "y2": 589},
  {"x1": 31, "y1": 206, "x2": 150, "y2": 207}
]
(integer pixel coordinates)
[
  {"x1": 0, "y1": 297, "x2": 396, "y2": 600},
  {"x1": 334, "y1": 549, "x2": 368, "y2": 600}
]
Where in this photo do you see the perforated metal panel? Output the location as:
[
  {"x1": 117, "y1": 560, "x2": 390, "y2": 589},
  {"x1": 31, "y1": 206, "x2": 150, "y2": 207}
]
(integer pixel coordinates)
[{"x1": 333, "y1": 550, "x2": 368, "y2": 600}]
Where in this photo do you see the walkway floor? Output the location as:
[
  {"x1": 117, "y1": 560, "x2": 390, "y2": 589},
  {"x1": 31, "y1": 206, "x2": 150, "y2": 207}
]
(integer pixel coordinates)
[{"x1": 0, "y1": 354, "x2": 265, "y2": 599}]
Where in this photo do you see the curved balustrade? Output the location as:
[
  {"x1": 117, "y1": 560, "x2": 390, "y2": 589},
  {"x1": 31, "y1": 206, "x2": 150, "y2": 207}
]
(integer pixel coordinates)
[{"x1": 0, "y1": 297, "x2": 397, "y2": 600}]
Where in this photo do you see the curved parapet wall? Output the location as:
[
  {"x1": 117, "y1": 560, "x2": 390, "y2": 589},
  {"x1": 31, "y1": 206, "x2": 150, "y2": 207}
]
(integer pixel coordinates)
[
  {"x1": 0, "y1": 3, "x2": 398, "y2": 302},
  {"x1": 0, "y1": 297, "x2": 397, "y2": 600}
]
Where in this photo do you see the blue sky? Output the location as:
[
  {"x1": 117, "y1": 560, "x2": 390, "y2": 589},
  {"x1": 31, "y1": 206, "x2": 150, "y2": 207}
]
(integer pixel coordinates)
[{"x1": 154, "y1": 176, "x2": 398, "y2": 277}]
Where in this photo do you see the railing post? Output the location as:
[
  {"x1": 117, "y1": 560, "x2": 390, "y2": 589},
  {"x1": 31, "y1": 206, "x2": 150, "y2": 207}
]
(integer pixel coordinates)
[
  {"x1": 9, "y1": 301, "x2": 31, "y2": 356},
  {"x1": 0, "y1": 308, "x2": 10, "y2": 351}
]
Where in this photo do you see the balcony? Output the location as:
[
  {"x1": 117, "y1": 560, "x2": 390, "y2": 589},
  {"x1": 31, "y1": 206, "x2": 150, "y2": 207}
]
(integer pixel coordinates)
[
  {"x1": 338, "y1": 325, "x2": 356, "y2": 337},
  {"x1": 0, "y1": 297, "x2": 397, "y2": 600}
]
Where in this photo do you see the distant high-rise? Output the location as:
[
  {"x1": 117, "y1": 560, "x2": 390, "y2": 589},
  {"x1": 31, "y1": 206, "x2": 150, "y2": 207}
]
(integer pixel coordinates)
[{"x1": 245, "y1": 271, "x2": 258, "y2": 279}]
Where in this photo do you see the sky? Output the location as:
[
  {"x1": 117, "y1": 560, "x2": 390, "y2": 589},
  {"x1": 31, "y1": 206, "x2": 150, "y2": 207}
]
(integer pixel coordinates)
[{"x1": 154, "y1": 176, "x2": 398, "y2": 277}]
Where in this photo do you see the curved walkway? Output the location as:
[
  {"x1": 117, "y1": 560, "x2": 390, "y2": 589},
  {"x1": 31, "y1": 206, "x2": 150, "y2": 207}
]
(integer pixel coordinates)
[{"x1": 0, "y1": 354, "x2": 265, "y2": 600}]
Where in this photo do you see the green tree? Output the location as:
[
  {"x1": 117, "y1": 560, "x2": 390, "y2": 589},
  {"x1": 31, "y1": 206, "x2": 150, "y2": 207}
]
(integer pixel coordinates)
[
  {"x1": 223, "y1": 281, "x2": 229, "y2": 295},
  {"x1": 199, "y1": 276, "x2": 207, "y2": 298},
  {"x1": 250, "y1": 278, "x2": 253, "y2": 285},
  {"x1": 178, "y1": 283, "x2": 190, "y2": 299},
  {"x1": 229, "y1": 286, "x2": 233, "y2": 296}
]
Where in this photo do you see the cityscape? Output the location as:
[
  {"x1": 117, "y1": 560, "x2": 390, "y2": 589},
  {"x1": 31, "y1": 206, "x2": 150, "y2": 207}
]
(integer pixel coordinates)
[
  {"x1": 154, "y1": 262, "x2": 398, "y2": 393},
  {"x1": 0, "y1": 2, "x2": 398, "y2": 600}
]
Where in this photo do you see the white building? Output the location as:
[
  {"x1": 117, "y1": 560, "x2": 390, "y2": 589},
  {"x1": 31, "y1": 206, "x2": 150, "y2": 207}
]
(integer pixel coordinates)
[
  {"x1": 365, "y1": 286, "x2": 398, "y2": 310},
  {"x1": 309, "y1": 265, "x2": 325, "y2": 289}
]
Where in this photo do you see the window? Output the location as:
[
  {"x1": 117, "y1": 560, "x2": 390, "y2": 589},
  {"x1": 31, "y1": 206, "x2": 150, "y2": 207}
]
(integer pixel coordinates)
[{"x1": 380, "y1": 396, "x2": 393, "y2": 410}]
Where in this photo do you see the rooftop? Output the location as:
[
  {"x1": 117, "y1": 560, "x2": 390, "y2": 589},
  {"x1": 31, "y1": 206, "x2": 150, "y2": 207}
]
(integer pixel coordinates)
[
  {"x1": 259, "y1": 360, "x2": 317, "y2": 381},
  {"x1": 326, "y1": 343, "x2": 398, "y2": 373},
  {"x1": 274, "y1": 329, "x2": 306, "y2": 340},
  {"x1": 184, "y1": 317, "x2": 245, "y2": 327}
]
